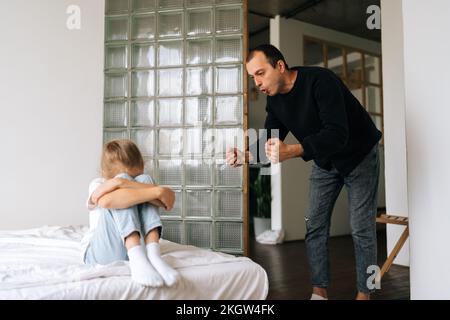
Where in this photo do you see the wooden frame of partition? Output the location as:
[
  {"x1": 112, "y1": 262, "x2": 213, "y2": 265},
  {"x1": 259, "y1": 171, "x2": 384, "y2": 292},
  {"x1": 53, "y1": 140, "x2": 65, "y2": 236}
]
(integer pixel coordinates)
[{"x1": 243, "y1": 0, "x2": 249, "y2": 256}]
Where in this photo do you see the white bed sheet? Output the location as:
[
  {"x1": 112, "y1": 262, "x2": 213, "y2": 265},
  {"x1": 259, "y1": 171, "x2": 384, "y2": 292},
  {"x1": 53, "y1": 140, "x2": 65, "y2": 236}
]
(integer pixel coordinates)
[{"x1": 0, "y1": 226, "x2": 268, "y2": 300}]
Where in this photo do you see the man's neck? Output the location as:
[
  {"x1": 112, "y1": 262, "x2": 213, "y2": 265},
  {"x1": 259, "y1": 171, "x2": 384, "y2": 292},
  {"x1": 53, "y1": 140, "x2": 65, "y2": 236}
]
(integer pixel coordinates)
[{"x1": 279, "y1": 69, "x2": 298, "y2": 94}]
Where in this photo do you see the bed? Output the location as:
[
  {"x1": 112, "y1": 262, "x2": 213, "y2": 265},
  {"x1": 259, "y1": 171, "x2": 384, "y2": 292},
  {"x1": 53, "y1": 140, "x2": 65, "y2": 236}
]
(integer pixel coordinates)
[{"x1": 0, "y1": 225, "x2": 268, "y2": 300}]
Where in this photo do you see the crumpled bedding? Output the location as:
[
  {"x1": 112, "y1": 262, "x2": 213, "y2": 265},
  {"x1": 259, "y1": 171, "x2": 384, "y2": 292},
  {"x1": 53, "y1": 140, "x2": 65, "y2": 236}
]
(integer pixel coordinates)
[{"x1": 0, "y1": 225, "x2": 268, "y2": 300}]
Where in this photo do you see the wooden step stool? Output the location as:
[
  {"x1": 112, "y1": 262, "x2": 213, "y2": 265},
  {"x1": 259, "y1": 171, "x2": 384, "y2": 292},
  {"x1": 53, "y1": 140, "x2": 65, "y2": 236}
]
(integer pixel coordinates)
[{"x1": 376, "y1": 214, "x2": 409, "y2": 278}]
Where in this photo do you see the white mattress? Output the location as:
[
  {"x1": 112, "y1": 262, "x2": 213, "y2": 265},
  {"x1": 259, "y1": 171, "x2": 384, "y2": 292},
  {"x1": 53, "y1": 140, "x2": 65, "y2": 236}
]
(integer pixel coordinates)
[{"x1": 0, "y1": 226, "x2": 268, "y2": 300}]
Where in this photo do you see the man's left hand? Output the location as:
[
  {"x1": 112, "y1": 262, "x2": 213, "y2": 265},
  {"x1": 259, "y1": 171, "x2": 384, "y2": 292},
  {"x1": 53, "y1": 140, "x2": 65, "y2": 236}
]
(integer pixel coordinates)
[{"x1": 265, "y1": 139, "x2": 303, "y2": 163}]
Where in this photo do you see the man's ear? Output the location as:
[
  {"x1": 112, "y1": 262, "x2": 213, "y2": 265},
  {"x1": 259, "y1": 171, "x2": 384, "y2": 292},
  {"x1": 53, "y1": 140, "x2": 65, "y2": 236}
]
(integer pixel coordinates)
[{"x1": 277, "y1": 60, "x2": 286, "y2": 73}]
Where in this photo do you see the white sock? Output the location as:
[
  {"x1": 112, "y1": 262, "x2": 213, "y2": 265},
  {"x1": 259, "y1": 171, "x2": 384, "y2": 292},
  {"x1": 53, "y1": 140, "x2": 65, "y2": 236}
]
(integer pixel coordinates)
[
  {"x1": 127, "y1": 245, "x2": 164, "y2": 287},
  {"x1": 146, "y1": 242, "x2": 180, "y2": 286},
  {"x1": 310, "y1": 293, "x2": 328, "y2": 300}
]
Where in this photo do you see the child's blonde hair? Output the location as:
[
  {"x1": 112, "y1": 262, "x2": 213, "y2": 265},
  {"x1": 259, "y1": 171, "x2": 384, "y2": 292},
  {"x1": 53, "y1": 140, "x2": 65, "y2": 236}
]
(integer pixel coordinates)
[{"x1": 101, "y1": 139, "x2": 144, "y2": 179}]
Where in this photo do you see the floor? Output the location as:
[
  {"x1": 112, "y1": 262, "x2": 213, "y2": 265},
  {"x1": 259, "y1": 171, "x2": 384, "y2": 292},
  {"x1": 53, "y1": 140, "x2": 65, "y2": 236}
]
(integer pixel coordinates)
[{"x1": 248, "y1": 229, "x2": 410, "y2": 300}]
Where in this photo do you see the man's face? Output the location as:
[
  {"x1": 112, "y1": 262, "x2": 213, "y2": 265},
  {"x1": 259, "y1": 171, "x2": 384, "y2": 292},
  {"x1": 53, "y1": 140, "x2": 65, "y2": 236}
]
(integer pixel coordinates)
[{"x1": 246, "y1": 51, "x2": 283, "y2": 96}]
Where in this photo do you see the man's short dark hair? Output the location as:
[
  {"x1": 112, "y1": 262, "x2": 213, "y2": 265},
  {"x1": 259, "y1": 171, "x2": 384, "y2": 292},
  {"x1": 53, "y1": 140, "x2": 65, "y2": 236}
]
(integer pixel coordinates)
[{"x1": 247, "y1": 44, "x2": 289, "y2": 70}]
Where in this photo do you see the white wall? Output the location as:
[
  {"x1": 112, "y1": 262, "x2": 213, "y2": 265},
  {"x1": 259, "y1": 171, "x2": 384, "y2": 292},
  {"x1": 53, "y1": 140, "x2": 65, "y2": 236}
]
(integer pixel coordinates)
[
  {"x1": 0, "y1": 0, "x2": 104, "y2": 230},
  {"x1": 270, "y1": 16, "x2": 383, "y2": 241},
  {"x1": 381, "y1": 0, "x2": 410, "y2": 266},
  {"x1": 401, "y1": 0, "x2": 450, "y2": 299}
]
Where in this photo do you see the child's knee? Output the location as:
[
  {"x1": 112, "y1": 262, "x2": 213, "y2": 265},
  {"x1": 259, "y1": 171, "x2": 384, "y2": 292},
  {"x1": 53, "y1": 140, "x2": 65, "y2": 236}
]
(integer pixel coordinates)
[
  {"x1": 114, "y1": 172, "x2": 134, "y2": 181},
  {"x1": 135, "y1": 174, "x2": 155, "y2": 184}
]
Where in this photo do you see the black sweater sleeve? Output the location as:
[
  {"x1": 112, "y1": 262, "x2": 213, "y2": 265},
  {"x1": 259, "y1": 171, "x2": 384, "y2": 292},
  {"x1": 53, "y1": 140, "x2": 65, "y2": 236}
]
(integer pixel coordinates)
[
  {"x1": 264, "y1": 103, "x2": 290, "y2": 141},
  {"x1": 248, "y1": 103, "x2": 290, "y2": 164},
  {"x1": 301, "y1": 72, "x2": 349, "y2": 161}
]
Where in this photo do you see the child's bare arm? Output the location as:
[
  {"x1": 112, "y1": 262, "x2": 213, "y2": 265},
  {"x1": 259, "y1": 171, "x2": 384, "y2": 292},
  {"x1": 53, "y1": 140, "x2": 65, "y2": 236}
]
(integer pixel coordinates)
[
  {"x1": 90, "y1": 179, "x2": 122, "y2": 205},
  {"x1": 91, "y1": 178, "x2": 157, "y2": 204},
  {"x1": 115, "y1": 179, "x2": 159, "y2": 190},
  {"x1": 97, "y1": 186, "x2": 175, "y2": 211},
  {"x1": 148, "y1": 199, "x2": 166, "y2": 208},
  {"x1": 112, "y1": 178, "x2": 166, "y2": 208}
]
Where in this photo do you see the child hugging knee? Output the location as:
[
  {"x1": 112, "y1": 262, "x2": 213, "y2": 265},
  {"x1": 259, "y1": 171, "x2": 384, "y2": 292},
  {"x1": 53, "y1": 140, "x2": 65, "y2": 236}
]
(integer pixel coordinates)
[{"x1": 82, "y1": 139, "x2": 180, "y2": 287}]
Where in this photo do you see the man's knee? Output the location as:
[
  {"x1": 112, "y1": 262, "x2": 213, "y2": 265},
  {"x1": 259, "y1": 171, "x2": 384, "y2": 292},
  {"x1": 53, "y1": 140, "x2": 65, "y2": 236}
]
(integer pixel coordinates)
[
  {"x1": 135, "y1": 174, "x2": 155, "y2": 184},
  {"x1": 305, "y1": 212, "x2": 329, "y2": 233},
  {"x1": 350, "y1": 211, "x2": 377, "y2": 237}
]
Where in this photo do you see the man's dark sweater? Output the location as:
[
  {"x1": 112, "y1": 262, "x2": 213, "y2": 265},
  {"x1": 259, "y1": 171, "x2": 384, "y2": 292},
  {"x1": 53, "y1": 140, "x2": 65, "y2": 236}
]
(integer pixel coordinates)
[{"x1": 263, "y1": 66, "x2": 382, "y2": 176}]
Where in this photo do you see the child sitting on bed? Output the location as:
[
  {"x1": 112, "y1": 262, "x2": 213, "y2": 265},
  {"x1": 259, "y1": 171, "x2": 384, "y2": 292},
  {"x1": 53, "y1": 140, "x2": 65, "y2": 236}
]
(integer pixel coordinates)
[{"x1": 83, "y1": 139, "x2": 180, "y2": 287}]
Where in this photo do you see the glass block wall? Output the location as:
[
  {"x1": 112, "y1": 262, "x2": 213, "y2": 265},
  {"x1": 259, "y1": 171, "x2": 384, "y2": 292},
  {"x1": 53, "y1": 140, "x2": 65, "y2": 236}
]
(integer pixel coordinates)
[{"x1": 103, "y1": 0, "x2": 246, "y2": 254}]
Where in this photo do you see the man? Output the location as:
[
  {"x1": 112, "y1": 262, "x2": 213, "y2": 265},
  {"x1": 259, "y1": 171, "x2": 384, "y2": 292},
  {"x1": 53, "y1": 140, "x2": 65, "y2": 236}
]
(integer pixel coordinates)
[{"x1": 226, "y1": 44, "x2": 382, "y2": 300}]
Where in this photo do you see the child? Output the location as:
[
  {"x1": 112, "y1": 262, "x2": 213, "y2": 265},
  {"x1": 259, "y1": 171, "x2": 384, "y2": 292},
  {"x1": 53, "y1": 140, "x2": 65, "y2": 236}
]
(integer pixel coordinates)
[{"x1": 82, "y1": 139, "x2": 180, "y2": 287}]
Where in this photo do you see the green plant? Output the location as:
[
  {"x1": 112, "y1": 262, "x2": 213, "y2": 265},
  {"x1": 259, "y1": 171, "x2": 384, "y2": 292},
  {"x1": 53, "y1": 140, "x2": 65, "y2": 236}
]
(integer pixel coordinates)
[{"x1": 252, "y1": 173, "x2": 271, "y2": 219}]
